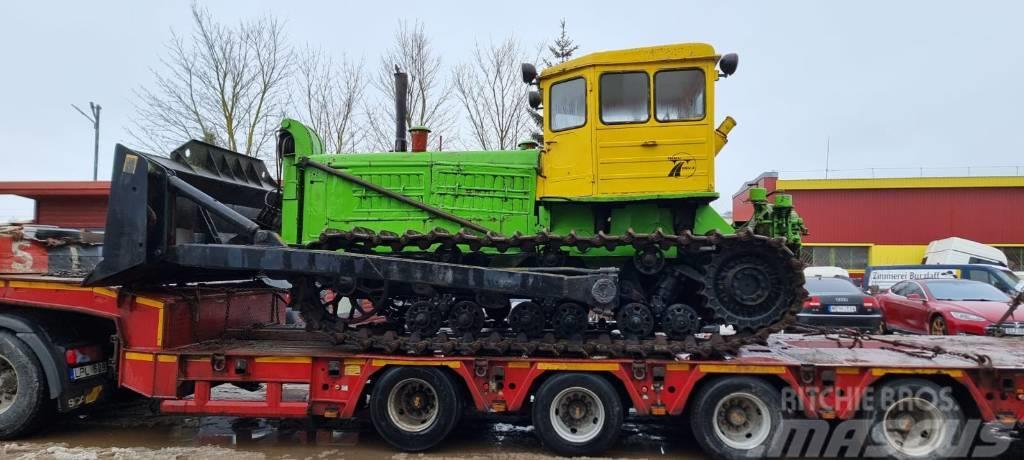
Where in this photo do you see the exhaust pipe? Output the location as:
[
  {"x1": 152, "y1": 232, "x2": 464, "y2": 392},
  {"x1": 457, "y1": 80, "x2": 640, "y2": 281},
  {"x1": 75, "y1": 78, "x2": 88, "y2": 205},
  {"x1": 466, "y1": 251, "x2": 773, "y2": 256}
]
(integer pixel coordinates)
[{"x1": 394, "y1": 67, "x2": 409, "y2": 152}]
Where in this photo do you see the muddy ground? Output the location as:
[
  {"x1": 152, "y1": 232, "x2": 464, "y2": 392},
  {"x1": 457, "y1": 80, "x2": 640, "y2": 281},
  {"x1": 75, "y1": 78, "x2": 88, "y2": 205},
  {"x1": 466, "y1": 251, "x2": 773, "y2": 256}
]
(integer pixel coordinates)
[
  {"x1": 0, "y1": 389, "x2": 702, "y2": 460},
  {"x1": 2, "y1": 385, "x2": 1020, "y2": 460}
]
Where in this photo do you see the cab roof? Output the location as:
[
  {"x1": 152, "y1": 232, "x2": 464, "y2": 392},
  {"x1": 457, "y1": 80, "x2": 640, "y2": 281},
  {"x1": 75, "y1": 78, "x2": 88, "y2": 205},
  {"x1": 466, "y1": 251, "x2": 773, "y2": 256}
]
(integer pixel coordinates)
[{"x1": 540, "y1": 43, "x2": 718, "y2": 80}]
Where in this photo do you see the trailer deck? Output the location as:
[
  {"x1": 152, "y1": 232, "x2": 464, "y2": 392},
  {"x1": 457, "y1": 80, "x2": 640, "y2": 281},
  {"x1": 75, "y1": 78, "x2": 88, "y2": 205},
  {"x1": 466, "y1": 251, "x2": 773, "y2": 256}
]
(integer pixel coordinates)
[{"x1": 3, "y1": 273, "x2": 1024, "y2": 457}]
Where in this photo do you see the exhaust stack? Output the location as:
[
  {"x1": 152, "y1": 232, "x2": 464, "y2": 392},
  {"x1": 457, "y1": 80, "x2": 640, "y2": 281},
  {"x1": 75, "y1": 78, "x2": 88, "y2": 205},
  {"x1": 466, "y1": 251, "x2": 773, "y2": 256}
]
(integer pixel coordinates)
[{"x1": 394, "y1": 67, "x2": 409, "y2": 152}]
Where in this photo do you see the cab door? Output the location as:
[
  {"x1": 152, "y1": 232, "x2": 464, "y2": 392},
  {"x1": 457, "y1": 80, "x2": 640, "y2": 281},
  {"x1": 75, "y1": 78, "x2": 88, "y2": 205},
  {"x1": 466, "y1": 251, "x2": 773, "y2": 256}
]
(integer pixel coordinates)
[
  {"x1": 593, "y1": 66, "x2": 715, "y2": 196},
  {"x1": 539, "y1": 71, "x2": 593, "y2": 198}
]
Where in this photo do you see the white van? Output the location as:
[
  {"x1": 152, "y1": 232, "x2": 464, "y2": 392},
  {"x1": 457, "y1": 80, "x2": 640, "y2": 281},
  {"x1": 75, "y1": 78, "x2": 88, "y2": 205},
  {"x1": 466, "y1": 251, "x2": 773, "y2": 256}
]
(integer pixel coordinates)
[
  {"x1": 803, "y1": 266, "x2": 850, "y2": 279},
  {"x1": 923, "y1": 237, "x2": 1008, "y2": 267}
]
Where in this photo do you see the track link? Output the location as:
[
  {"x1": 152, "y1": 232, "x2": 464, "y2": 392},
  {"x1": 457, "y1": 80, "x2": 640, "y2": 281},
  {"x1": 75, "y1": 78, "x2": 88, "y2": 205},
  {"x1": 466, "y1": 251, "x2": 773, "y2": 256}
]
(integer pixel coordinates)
[{"x1": 300, "y1": 227, "x2": 806, "y2": 359}]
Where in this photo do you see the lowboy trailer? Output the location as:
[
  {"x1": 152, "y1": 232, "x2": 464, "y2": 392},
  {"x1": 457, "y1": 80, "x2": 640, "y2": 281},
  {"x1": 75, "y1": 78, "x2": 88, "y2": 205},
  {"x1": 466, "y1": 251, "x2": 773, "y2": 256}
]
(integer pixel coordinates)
[{"x1": 1, "y1": 240, "x2": 1023, "y2": 458}]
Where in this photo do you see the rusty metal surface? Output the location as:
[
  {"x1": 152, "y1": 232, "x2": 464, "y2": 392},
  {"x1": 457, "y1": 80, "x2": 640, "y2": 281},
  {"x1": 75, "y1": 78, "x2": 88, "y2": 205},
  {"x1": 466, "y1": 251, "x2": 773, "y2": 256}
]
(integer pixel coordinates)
[{"x1": 768, "y1": 334, "x2": 1024, "y2": 369}]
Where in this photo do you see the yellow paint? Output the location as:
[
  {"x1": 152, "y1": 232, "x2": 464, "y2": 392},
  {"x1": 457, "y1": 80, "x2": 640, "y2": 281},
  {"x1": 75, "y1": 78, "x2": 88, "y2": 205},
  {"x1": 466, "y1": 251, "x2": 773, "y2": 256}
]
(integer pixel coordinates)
[
  {"x1": 536, "y1": 43, "x2": 725, "y2": 199},
  {"x1": 871, "y1": 368, "x2": 964, "y2": 377},
  {"x1": 666, "y1": 363, "x2": 691, "y2": 371},
  {"x1": 125, "y1": 352, "x2": 154, "y2": 362},
  {"x1": 698, "y1": 364, "x2": 786, "y2": 375},
  {"x1": 131, "y1": 296, "x2": 166, "y2": 347},
  {"x1": 254, "y1": 356, "x2": 313, "y2": 364},
  {"x1": 778, "y1": 176, "x2": 1024, "y2": 191},
  {"x1": 7, "y1": 280, "x2": 117, "y2": 299},
  {"x1": 157, "y1": 355, "x2": 178, "y2": 363},
  {"x1": 869, "y1": 245, "x2": 928, "y2": 266},
  {"x1": 371, "y1": 359, "x2": 462, "y2": 369},
  {"x1": 507, "y1": 361, "x2": 532, "y2": 369},
  {"x1": 536, "y1": 362, "x2": 620, "y2": 371},
  {"x1": 836, "y1": 367, "x2": 861, "y2": 375},
  {"x1": 84, "y1": 385, "x2": 103, "y2": 404},
  {"x1": 344, "y1": 365, "x2": 362, "y2": 376}
]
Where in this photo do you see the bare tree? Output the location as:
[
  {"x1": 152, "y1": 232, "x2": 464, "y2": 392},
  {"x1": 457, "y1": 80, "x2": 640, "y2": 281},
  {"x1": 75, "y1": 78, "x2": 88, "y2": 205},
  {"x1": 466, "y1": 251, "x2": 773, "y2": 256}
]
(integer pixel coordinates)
[
  {"x1": 129, "y1": 5, "x2": 292, "y2": 159},
  {"x1": 453, "y1": 37, "x2": 534, "y2": 151},
  {"x1": 365, "y1": 20, "x2": 457, "y2": 151},
  {"x1": 293, "y1": 47, "x2": 367, "y2": 153}
]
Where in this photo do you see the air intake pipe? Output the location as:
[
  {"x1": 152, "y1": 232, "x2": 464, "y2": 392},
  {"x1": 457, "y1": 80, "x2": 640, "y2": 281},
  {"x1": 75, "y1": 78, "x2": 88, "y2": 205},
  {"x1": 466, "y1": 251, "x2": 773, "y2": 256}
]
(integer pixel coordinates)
[{"x1": 394, "y1": 67, "x2": 409, "y2": 152}]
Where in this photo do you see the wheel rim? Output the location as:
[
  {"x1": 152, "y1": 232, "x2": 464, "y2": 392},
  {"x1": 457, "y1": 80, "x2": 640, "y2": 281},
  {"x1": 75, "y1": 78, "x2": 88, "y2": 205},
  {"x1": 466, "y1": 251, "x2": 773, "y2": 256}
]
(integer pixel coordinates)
[
  {"x1": 386, "y1": 378, "x2": 439, "y2": 433},
  {"x1": 616, "y1": 302, "x2": 654, "y2": 337},
  {"x1": 930, "y1": 317, "x2": 947, "y2": 335},
  {"x1": 549, "y1": 386, "x2": 605, "y2": 443},
  {"x1": 0, "y1": 356, "x2": 18, "y2": 415},
  {"x1": 712, "y1": 392, "x2": 771, "y2": 449},
  {"x1": 881, "y1": 397, "x2": 948, "y2": 457}
]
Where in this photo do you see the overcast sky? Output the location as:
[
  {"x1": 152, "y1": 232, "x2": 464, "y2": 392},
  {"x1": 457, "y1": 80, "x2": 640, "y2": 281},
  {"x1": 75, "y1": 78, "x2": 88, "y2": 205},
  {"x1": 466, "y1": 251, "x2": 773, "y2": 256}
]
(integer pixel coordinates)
[{"x1": 2, "y1": 0, "x2": 1022, "y2": 220}]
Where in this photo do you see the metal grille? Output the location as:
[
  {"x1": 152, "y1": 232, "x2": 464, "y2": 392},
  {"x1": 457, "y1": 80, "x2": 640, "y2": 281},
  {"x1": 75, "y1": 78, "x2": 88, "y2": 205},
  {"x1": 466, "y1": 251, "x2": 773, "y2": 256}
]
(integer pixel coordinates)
[
  {"x1": 997, "y1": 246, "x2": 1024, "y2": 271},
  {"x1": 802, "y1": 246, "x2": 869, "y2": 270}
]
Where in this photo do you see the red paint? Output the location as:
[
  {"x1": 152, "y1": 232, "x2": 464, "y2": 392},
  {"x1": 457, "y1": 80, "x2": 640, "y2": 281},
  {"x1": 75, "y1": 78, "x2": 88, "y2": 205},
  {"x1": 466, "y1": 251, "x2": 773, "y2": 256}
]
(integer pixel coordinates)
[
  {"x1": 0, "y1": 234, "x2": 49, "y2": 274},
  {"x1": 792, "y1": 187, "x2": 1024, "y2": 245},
  {"x1": 0, "y1": 181, "x2": 110, "y2": 229},
  {"x1": 878, "y1": 280, "x2": 1024, "y2": 335}
]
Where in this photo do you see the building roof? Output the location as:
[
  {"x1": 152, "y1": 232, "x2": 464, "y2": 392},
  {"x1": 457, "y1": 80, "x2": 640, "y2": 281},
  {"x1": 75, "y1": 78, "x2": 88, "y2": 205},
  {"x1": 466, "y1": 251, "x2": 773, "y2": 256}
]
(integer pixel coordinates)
[
  {"x1": 777, "y1": 176, "x2": 1024, "y2": 191},
  {"x1": 0, "y1": 181, "x2": 110, "y2": 198}
]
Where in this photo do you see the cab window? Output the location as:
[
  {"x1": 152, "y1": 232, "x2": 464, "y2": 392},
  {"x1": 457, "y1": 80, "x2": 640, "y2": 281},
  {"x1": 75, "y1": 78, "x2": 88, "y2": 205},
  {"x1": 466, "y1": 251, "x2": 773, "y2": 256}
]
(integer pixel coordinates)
[
  {"x1": 549, "y1": 78, "x2": 586, "y2": 131},
  {"x1": 655, "y1": 69, "x2": 705, "y2": 121},
  {"x1": 600, "y1": 72, "x2": 649, "y2": 124}
]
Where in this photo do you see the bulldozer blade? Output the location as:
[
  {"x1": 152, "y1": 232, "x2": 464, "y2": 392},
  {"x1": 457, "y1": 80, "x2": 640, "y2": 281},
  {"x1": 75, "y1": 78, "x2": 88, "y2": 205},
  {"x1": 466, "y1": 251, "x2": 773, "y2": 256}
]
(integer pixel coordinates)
[{"x1": 83, "y1": 142, "x2": 281, "y2": 287}]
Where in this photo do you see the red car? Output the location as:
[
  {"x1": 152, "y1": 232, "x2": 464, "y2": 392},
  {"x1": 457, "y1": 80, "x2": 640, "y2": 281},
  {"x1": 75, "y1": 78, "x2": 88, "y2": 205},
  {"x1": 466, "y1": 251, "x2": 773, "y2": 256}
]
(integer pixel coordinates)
[{"x1": 877, "y1": 279, "x2": 1024, "y2": 336}]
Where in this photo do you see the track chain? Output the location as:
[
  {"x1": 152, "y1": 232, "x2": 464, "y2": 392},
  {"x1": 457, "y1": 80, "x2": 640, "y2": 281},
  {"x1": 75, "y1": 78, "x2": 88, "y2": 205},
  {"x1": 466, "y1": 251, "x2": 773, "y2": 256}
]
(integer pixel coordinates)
[{"x1": 303, "y1": 227, "x2": 807, "y2": 359}]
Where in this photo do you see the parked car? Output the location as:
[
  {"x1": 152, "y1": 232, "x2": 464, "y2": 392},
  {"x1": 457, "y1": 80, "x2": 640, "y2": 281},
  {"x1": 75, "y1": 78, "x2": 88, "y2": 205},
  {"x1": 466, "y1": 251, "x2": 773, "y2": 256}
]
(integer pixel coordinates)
[
  {"x1": 863, "y1": 264, "x2": 1022, "y2": 296},
  {"x1": 876, "y1": 279, "x2": 1024, "y2": 336},
  {"x1": 797, "y1": 276, "x2": 883, "y2": 332}
]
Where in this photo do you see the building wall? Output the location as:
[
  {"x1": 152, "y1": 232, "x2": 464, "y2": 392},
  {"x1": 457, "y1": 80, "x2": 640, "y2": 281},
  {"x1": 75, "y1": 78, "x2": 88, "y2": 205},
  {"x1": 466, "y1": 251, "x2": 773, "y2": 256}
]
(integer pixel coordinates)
[
  {"x1": 36, "y1": 196, "x2": 108, "y2": 229},
  {"x1": 735, "y1": 174, "x2": 1024, "y2": 272},
  {"x1": 793, "y1": 187, "x2": 1024, "y2": 245}
]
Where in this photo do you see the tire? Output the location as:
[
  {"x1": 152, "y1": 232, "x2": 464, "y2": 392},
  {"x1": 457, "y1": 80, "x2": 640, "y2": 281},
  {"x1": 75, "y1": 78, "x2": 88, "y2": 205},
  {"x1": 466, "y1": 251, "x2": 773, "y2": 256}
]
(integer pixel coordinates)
[
  {"x1": 532, "y1": 373, "x2": 623, "y2": 456},
  {"x1": 689, "y1": 377, "x2": 782, "y2": 460},
  {"x1": 369, "y1": 366, "x2": 462, "y2": 452},
  {"x1": 928, "y1": 316, "x2": 947, "y2": 336},
  {"x1": 865, "y1": 379, "x2": 964, "y2": 460},
  {"x1": 0, "y1": 331, "x2": 54, "y2": 439}
]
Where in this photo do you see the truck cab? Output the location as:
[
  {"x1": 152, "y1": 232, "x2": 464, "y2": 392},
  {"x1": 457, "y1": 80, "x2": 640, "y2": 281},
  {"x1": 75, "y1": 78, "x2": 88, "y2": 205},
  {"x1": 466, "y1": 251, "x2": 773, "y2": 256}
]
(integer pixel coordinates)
[{"x1": 526, "y1": 43, "x2": 737, "y2": 201}]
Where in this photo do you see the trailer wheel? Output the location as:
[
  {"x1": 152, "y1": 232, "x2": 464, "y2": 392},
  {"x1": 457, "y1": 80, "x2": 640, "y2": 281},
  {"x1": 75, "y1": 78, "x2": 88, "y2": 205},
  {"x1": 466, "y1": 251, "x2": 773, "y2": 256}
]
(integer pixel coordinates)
[
  {"x1": 532, "y1": 373, "x2": 623, "y2": 456},
  {"x1": 866, "y1": 379, "x2": 964, "y2": 459},
  {"x1": 690, "y1": 377, "x2": 781, "y2": 460},
  {"x1": 369, "y1": 366, "x2": 462, "y2": 452},
  {"x1": 0, "y1": 331, "x2": 53, "y2": 439}
]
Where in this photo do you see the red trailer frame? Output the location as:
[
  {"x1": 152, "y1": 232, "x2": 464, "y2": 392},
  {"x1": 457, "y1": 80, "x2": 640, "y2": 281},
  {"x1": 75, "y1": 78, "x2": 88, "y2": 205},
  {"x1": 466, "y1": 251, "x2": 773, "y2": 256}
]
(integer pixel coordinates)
[{"x1": 3, "y1": 275, "x2": 1024, "y2": 457}]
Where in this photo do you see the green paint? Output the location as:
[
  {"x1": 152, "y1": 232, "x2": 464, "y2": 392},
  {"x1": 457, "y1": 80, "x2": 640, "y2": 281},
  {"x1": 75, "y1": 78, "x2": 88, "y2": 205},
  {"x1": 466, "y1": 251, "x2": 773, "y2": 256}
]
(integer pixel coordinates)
[
  {"x1": 277, "y1": 119, "x2": 804, "y2": 258},
  {"x1": 694, "y1": 204, "x2": 735, "y2": 235}
]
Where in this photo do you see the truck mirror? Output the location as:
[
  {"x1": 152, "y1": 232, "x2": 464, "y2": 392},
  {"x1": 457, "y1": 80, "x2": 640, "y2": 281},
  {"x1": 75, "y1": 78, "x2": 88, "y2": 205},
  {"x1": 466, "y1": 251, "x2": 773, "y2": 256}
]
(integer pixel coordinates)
[
  {"x1": 528, "y1": 90, "x2": 542, "y2": 110},
  {"x1": 719, "y1": 53, "x2": 739, "y2": 77},
  {"x1": 521, "y1": 63, "x2": 538, "y2": 84}
]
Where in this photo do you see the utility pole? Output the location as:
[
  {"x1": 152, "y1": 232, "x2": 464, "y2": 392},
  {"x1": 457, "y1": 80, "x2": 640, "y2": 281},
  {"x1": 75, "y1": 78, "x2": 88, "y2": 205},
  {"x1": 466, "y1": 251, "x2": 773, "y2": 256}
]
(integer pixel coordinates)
[
  {"x1": 72, "y1": 102, "x2": 101, "y2": 180},
  {"x1": 824, "y1": 136, "x2": 831, "y2": 179}
]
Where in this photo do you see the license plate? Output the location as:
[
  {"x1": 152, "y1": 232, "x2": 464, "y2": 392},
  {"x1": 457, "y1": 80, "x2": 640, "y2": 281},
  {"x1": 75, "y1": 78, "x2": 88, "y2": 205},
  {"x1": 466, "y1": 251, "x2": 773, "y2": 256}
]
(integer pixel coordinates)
[
  {"x1": 70, "y1": 362, "x2": 107, "y2": 381},
  {"x1": 1004, "y1": 327, "x2": 1024, "y2": 336},
  {"x1": 829, "y1": 305, "x2": 858, "y2": 313}
]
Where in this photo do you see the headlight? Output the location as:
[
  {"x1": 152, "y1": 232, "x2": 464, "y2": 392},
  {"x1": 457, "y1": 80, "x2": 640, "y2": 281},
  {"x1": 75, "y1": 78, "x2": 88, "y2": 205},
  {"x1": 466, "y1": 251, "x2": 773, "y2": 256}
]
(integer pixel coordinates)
[{"x1": 950, "y1": 311, "x2": 987, "y2": 322}]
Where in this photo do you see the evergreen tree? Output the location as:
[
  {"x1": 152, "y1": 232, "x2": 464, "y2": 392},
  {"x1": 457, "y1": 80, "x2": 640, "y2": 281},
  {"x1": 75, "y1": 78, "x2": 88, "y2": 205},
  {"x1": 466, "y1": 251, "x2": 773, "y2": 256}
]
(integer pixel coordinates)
[
  {"x1": 543, "y1": 19, "x2": 580, "y2": 67},
  {"x1": 530, "y1": 19, "x2": 579, "y2": 143}
]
